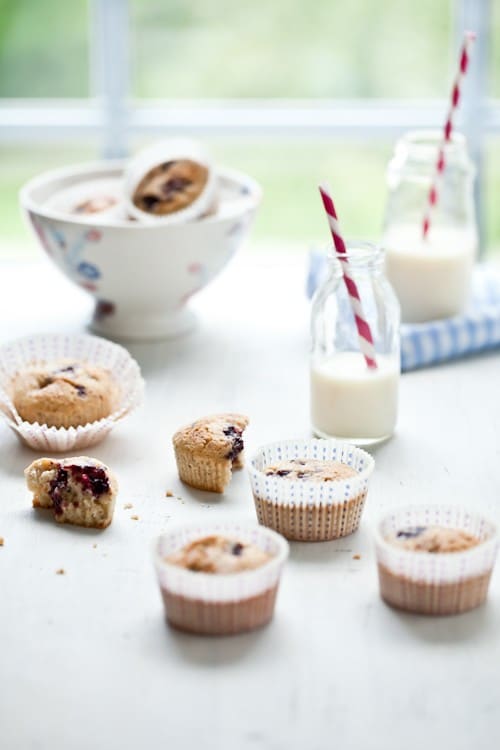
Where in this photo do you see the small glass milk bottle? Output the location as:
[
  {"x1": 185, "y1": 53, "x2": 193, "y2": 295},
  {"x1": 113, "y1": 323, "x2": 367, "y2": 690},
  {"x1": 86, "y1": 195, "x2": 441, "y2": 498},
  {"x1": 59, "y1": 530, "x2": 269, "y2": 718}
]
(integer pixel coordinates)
[
  {"x1": 310, "y1": 241, "x2": 400, "y2": 446},
  {"x1": 383, "y1": 130, "x2": 478, "y2": 323}
]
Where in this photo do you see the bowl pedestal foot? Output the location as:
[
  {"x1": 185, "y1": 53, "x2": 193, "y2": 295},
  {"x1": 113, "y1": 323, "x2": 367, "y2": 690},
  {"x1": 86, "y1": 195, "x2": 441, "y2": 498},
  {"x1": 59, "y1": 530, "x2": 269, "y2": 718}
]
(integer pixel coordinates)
[{"x1": 90, "y1": 305, "x2": 197, "y2": 341}]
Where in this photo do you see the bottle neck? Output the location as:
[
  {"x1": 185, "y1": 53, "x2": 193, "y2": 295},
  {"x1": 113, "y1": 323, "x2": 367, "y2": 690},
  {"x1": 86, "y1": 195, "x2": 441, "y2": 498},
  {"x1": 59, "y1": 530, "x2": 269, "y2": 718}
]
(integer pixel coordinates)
[
  {"x1": 327, "y1": 242, "x2": 385, "y2": 278},
  {"x1": 390, "y1": 129, "x2": 474, "y2": 176}
]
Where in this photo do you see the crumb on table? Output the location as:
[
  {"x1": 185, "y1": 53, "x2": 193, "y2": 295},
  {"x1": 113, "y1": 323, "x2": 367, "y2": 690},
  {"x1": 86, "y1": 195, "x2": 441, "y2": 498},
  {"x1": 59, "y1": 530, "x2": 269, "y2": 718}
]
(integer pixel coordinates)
[
  {"x1": 0, "y1": 537, "x2": 4, "y2": 547},
  {"x1": 130, "y1": 515, "x2": 140, "y2": 521},
  {"x1": 124, "y1": 503, "x2": 133, "y2": 510},
  {"x1": 352, "y1": 554, "x2": 361, "y2": 560},
  {"x1": 56, "y1": 568, "x2": 65, "y2": 575},
  {"x1": 165, "y1": 490, "x2": 174, "y2": 497},
  {"x1": 92, "y1": 543, "x2": 97, "y2": 549}
]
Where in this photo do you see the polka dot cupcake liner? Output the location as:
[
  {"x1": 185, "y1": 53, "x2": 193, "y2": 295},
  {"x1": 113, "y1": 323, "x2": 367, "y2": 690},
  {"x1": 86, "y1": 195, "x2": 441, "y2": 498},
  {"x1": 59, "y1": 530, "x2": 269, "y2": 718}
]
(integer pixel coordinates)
[
  {"x1": 0, "y1": 333, "x2": 144, "y2": 452},
  {"x1": 154, "y1": 520, "x2": 289, "y2": 636},
  {"x1": 374, "y1": 505, "x2": 499, "y2": 615},
  {"x1": 248, "y1": 439, "x2": 375, "y2": 542}
]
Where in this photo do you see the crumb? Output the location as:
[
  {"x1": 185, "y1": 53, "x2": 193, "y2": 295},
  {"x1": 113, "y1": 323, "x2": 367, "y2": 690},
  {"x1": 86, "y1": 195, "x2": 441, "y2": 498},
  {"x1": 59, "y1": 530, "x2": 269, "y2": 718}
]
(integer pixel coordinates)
[
  {"x1": 131, "y1": 515, "x2": 140, "y2": 521},
  {"x1": 0, "y1": 537, "x2": 4, "y2": 547},
  {"x1": 92, "y1": 543, "x2": 97, "y2": 549},
  {"x1": 352, "y1": 554, "x2": 361, "y2": 560},
  {"x1": 165, "y1": 490, "x2": 174, "y2": 497},
  {"x1": 56, "y1": 568, "x2": 65, "y2": 575},
  {"x1": 124, "y1": 503, "x2": 133, "y2": 510}
]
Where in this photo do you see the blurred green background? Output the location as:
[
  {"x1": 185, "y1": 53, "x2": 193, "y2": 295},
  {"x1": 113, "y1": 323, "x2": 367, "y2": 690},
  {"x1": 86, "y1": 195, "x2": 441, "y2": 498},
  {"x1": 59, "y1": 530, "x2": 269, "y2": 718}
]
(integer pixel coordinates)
[{"x1": 0, "y1": 0, "x2": 499, "y2": 257}]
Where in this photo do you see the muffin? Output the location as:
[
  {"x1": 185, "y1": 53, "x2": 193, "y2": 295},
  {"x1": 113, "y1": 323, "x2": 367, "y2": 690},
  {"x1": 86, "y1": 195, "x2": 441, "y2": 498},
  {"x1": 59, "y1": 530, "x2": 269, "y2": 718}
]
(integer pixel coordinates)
[
  {"x1": 375, "y1": 505, "x2": 499, "y2": 615},
  {"x1": 249, "y1": 440, "x2": 374, "y2": 541},
  {"x1": 25, "y1": 456, "x2": 118, "y2": 529},
  {"x1": 132, "y1": 159, "x2": 209, "y2": 216},
  {"x1": 155, "y1": 522, "x2": 289, "y2": 635},
  {"x1": 11, "y1": 359, "x2": 117, "y2": 428},
  {"x1": 0, "y1": 333, "x2": 144, "y2": 452},
  {"x1": 173, "y1": 413, "x2": 249, "y2": 493}
]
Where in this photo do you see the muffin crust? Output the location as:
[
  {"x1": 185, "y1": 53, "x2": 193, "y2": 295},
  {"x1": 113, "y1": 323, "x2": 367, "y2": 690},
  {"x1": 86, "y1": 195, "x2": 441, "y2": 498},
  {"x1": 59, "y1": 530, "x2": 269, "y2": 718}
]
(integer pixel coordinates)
[
  {"x1": 386, "y1": 525, "x2": 480, "y2": 553},
  {"x1": 167, "y1": 534, "x2": 271, "y2": 574},
  {"x1": 264, "y1": 458, "x2": 357, "y2": 482},
  {"x1": 11, "y1": 359, "x2": 117, "y2": 428}
]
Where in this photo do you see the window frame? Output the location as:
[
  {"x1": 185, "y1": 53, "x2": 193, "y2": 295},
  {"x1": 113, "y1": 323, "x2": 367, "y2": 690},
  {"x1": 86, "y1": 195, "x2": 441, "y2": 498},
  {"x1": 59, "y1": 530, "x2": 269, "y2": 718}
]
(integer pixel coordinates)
[{"x1": 0, "y1": 0, "x2": 497, "y2": 251}]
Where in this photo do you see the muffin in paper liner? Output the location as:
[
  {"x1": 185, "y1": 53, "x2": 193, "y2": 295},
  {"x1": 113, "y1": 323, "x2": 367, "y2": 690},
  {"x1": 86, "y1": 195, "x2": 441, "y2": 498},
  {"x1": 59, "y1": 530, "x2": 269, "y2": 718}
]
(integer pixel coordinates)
[
  {"x1": 374, "y1": 505, "x2": 499, "y2": 616},
  {"x1": 124, "y1": 139, "x2": 217, "y2": 225},
  {"x1": 154, "y1": 521, "x2": 289, "y2": 636},
  {"x1": 0, "y1": 333, "x2": 144, "y2": 451},
  {"x1": 248, "y1": 439, "x2": 375, "y2": 542}
]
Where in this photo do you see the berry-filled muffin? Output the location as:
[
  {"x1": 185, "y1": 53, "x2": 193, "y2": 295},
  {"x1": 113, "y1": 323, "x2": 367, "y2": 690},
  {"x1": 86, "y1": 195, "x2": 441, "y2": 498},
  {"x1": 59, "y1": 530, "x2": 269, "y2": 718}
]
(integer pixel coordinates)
[
  {"x1": 11, "y1": 359, "x2": 117, "y2": 428},
  {"x1": 155, "y1": 522, "x2": 289, "y2": 636},
  {"x1": 25, "y1": 456, "x2": 118, "y2": 529},
  {"x1": 132, "y1": 159, "x2": 209, "y2": 216},
  {"x1": 375, "y1": 505, "x2": 499, "y2": 616},
  {"x1": 249, "y1": 439, "x2": 374, "y2": 542},
  {"x1": 173, "y1": 413, "x2": 249, "y2": 493}
]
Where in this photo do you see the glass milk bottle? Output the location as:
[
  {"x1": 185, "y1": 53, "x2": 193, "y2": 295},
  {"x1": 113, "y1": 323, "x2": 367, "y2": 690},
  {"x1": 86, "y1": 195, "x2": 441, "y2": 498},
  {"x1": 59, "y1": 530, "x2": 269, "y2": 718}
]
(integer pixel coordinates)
[
  {"x1": 310, "y1": 242, "x2": 400, "y2": 446},
  {"x1": 383, "y1": 130, "x2": 478, "y2": 323}
]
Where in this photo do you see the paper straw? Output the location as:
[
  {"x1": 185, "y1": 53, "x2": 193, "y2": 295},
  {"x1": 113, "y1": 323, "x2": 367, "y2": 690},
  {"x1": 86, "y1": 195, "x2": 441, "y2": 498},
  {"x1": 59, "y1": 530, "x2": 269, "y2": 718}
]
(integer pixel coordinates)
[
  {"x1": 319, "y1": 185, "x2": 377, "y2": 369},
  {"x1": 422, "y1": 31, "x2": 476, "y2": 240}
]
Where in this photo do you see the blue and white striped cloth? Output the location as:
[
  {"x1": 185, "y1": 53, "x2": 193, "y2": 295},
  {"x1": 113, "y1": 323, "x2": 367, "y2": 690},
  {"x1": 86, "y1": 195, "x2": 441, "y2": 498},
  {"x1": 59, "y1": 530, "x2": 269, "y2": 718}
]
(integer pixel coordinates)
[{"x1": 307, "y1": 249, "x2": 500, "y2": 372}]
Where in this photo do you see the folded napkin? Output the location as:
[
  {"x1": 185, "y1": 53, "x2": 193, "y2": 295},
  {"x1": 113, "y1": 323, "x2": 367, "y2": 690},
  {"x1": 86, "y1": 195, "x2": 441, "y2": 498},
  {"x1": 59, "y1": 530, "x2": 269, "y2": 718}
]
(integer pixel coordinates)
[{"x1": 307, "y1": 250, "x2": 500, "y2": 372}]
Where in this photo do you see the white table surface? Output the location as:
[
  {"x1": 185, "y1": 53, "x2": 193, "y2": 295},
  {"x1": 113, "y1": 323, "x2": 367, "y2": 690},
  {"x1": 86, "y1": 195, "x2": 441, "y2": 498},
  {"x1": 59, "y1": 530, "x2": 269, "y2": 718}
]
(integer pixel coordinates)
[{"x1": 1, "y1": 248, "x2": 500, "y2": 750}]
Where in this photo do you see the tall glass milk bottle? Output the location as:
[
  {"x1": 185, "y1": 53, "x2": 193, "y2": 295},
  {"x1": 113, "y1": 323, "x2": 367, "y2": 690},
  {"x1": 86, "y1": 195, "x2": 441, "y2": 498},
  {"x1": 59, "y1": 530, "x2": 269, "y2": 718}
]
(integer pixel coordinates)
[
  {"x1": 310, "y1": 242, "x2": 400, "y2": 445},
  {"x1": 383, "y1": 131, "x2": 478, "y2": 323}
]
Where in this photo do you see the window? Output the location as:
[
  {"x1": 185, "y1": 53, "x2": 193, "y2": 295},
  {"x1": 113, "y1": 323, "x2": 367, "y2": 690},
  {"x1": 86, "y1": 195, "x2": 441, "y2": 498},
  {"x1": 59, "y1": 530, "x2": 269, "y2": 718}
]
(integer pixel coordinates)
[{"x1": 0, "y1": 0, "x2": 498, "y2": 258}]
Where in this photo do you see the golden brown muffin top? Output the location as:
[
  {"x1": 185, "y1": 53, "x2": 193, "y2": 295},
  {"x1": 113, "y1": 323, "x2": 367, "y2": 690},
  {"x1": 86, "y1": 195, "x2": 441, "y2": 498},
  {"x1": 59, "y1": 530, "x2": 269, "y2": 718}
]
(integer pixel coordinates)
[
  {"x1": 264, "y1": 458, "x2": 357, "y2": 482},
  {"x1": 11, "y1": 359, "x2": 117, "y2": 428},
  {"x1": 132, "y1": 159, "x2": 209, "y2": 215},
  {"x1": 386, "y1": 525, "x2": 481, "y2": 553},
  {"x1": 172, "y1": 413, "x2": 249, "y2": 460},
  {"x1": 166, "y1": 534, "x2": 271, "y2": 574}
]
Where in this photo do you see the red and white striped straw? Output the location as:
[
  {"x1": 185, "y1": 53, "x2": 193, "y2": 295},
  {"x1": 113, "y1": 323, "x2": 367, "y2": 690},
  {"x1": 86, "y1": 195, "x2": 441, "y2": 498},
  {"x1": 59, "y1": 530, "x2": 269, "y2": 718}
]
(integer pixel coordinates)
[
  {"x1": 422, "y1": 30, "x2": 476, "y2": 240},
  {"x1": 319, "y1": 185, "x2": 378, "y2": 370}
]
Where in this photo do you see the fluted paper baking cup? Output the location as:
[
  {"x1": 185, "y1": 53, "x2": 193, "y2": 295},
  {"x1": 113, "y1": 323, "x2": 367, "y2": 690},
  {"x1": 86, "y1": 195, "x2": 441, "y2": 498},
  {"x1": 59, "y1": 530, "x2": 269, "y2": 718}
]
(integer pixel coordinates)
[
  {"x1": 374, "y1": 504, "x2": 499, "y2": 615},
  {"x1": 0, "y1": 333, "x2": 144, "y2": 451},
  {"x1": 249, "y1": 439, "x2": 375, "y2": 541},
  {"x1": 124, "y1": 138, "x2": 217, "y2": 225},
  {"x1": 155, "y1": 521, "x2": 289, "y2": 635}
]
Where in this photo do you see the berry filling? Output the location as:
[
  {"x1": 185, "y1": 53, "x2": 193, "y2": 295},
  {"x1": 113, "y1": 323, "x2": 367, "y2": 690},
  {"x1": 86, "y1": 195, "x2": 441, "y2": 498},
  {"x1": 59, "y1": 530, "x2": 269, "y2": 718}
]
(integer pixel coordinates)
[
  {"x1": 231, "y1": 542, "x2": 244, "y2": 556},
  {"x1": 396, "y1": 526, "x2": 427, "y2": 540},
  {"x1": 161, "y1": 177, "x2": 191, "y2": 199},
  {"x1": 68, "y1": 465, "x2": 110, "y2": 497},
  {"x1": 223, "y1": 425, "x2": 244, "y2": 461},
  {"x1": 49, "y1": 467, "x2": 69, "y2": 515},
  {"x1": 48, "y1": 464, "x2": 110, "y2": 514}
]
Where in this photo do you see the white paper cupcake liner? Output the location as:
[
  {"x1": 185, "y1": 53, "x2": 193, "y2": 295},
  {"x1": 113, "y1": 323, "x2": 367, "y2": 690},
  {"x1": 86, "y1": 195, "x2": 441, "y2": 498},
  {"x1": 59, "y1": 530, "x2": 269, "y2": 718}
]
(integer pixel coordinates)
[
  {"x1": 124, "y1": 138, "x2": 217, "y2": 225},
  {"x1": 155, "y1": 521, "x2": 289, "y2": 604},
  {"x1": 248, "y1": 439, "x2": 375, "y2": 541},
  {"x1": 374, "y1": 505, "x2": 499, "y2": 615},
  {"x1": 0, "y1": 333, "x2": 144, "y2": 451}
]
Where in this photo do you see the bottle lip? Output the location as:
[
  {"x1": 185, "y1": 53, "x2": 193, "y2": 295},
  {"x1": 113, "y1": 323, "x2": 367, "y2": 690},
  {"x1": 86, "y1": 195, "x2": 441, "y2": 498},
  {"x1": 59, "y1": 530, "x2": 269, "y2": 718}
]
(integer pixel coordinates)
[
  {"x1": 396, "y1": 129, "x2": 467, "y2": 158},
  {"x1": 326, "y1": 239, "x2": 384, "y2": 268}
]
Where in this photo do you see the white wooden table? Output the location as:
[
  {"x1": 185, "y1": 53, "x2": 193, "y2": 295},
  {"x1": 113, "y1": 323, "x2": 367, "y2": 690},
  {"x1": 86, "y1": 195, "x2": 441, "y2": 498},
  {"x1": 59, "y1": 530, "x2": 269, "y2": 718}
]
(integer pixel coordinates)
[{"x1": 1, "y1": 248, "x2": 500, "y2": 750}]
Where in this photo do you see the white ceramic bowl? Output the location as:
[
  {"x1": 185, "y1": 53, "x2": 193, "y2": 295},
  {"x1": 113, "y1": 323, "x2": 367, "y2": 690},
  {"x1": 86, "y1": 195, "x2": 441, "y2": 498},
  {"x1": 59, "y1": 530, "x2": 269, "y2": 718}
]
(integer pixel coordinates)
[{"x1": 20, "y1": 161, "x2": 262, "y2": 340}]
